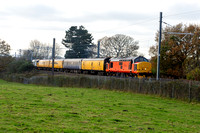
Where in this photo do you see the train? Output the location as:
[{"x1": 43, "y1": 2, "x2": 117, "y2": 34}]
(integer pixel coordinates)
[{"x1": 32, "y1": 56, "x2": 152, "y2": 77}]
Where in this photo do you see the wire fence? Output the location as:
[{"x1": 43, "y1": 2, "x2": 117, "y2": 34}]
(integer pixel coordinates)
[{"x1": 1, "y1": 74, "x2": 200, "y2": 102}]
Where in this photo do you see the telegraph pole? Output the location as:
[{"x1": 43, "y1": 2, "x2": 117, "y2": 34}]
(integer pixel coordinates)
[
  {"x1": 157, "y1": 12, "x2": 162, "y2": 80},
  {"x1": 52, "y1": 38, "x2": 55, "y2": 76},
  {"x1": 19, "y1": 49, "x2": 22, "y2": 58}
]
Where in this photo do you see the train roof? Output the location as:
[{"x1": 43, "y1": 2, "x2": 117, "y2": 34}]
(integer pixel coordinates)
[
  {"x1": 82, "y1": 57, "x2": 110, "y2": 61},
  {"x1": 110, "y1": 58, "x2": 132, "y2": 62},
  {"x1": 38, "y1": 59, "x2": 51, "y2": 61},
  {"x1": 63, "y1": 58, "x2": 82, "y2": 61},
  {"x1": 110, "y1": 56, "x2": 149, "y2": 62}
]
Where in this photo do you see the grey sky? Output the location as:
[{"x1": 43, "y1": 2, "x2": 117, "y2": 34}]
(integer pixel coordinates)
[{"x1": 0, "y1": 0, "x2": 200, "y2": 58}]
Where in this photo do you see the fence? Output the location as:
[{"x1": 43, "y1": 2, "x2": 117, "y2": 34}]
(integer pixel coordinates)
[{"x1": 1, "y1": 73, "x2": 200, "y2": 102}]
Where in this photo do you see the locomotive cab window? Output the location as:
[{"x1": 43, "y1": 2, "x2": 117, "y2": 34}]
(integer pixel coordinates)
[
  {"x1": 134, "y1": 64, "x2": 137, "y2": 71},
  {"x1": 110, "y1": 62, "x2": 113, "y2": 68},
  {"x1": 134, "y1": 56, "x2": 149, "y2": 63}
]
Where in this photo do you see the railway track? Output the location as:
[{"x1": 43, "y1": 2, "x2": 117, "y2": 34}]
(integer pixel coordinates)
[{"x1": 36, "y1": 69, "x2": 151, "y2": 80}]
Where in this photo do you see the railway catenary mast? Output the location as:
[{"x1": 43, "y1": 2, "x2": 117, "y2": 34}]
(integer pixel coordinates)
[{"x1": 157, "y1": 12, "x2": 162, "y2": 80}]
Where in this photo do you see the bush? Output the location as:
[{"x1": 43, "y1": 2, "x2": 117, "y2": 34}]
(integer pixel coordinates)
[
  {"x1": 7, "y1": 59, "x2": 34, "y2": 73},
  {"x1": 18, "y1": 61, "x2": 34, "y2": 73},
  {"x1": 187, "y1": 67, "x2": 200, "y2": 80},
  {"x1": 0, "y1": 56, "x2": 13, "y2": 72}
]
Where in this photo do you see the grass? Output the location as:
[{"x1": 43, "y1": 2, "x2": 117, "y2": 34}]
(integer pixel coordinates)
[{"x1": 0, "y1": 79, "x2": 200, "y2": 132}]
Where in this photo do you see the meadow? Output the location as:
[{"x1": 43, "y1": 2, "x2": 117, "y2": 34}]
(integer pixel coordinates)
[{"x1": 0, "y1": 79, "x2": 200, "y2": 132}]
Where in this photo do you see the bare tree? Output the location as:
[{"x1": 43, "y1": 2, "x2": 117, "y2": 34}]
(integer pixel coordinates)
[
  {"x1": 29, "y1": 40, "x2": 61, "y2": 59},
  {"x1": 98, "y1": 34, "x2": 139, "y2": 58},
  {"x1": 148, "y1": 45, "x2": 157, "y2": 57},
  {"x1": 29, "y1": 40, "x2": 43, "y2": 59}
]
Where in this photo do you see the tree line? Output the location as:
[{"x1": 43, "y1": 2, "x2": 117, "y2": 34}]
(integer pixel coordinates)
[
  {"x1": 1, "y1": 23, "x2": 200, "y2": 80},
  {"x1": 62, "y1": 26, "x2": 139, "y2": 58},
  {"x1": 0, "y1": 25, "x2": 139, "y2": 73}
]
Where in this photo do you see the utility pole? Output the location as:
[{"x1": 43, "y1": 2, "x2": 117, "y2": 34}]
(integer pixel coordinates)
[
  {"x1": 52, "y1": 38, "x2": 55, "y2": 76},
  {"x1": 97, "y1": 41, "x2": 100, "y2": 58},
  {"x1": 19, "y1": 49, "x2": 22, "y2": 58},
  {"x1": 157, "y1": 12, "x2": 162, "y2": 80}
]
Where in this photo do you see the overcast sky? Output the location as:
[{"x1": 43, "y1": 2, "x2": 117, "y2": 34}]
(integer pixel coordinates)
[{"x1": 1, "y1": 0, "x2": 200, "y2": 58}]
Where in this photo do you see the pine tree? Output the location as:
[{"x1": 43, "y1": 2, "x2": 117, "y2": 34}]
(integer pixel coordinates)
[{"x1": 62, "y1": 26, "x2": 95, "y2": 58}]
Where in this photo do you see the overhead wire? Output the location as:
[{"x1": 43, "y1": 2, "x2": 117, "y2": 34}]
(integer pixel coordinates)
[
  {"x1": 164, "y1": 9, "x2": 200, "y2": 18},
  {"x1": 95, "y1": 9, "x2": 200, "y2": 34},
  {"x1": 93, "y1": 16, "x2": 159, "y2": 34}
]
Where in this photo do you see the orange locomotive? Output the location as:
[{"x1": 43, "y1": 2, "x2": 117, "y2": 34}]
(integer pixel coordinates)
[{"x1": 106, "y1": 56, "x2": 151, "y2": 77}]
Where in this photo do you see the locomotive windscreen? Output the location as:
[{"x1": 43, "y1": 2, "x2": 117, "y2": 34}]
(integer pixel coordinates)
[{"x1": 134, "y1": 56, "x2": 149, "y2": 63}]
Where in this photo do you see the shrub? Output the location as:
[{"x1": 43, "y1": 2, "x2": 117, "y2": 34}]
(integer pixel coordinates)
[
  {"x1": 7, "y1": 59, "x2": 34, "y2": 73},
  {"x1": 0, "y1": 56, "x2": 13, "y2": 72},
  {"x1": 187, "y1": 67, "x2": 200, "y2": 80},
  {"x1": 18, "y1": 61, "x2": 34, "y2": 73}
]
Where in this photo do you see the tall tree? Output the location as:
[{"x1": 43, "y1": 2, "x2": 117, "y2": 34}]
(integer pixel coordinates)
[
  {"x1": 62, "y1": 26, "x2": 95, "y2": 58},
  {"x1": 149, "y1": 23, "x2": 200, "y2": 78},
  {"x1": 0, "y1": 39, "x2": 12, "y2": 72},
  {"x1": 98, "y1": 34, "x2": 139, "y2": 58}
]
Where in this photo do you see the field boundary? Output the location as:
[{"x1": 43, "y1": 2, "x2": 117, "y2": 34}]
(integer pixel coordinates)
[{"x1": 1, "y1": 73, "x2": 200, "y2": 102}]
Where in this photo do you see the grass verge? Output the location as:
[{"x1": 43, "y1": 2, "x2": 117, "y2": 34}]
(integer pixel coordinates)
[{"x1": 0, "y1": 79, "x2": 200, "y2": 132}]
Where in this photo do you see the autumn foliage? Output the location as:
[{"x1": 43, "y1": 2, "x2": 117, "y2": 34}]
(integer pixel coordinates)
[
  {"x1": 0, "y1": 39, "x2": 12, "y2": 72},
  {"x1": 149, "y1": 23, "x2": 200, "y2": 79}
]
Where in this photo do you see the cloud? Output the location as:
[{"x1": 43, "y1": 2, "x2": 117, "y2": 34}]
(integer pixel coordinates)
[
  {"x1": 1, "y1": 4, "x2": 155, "y2": 24},
  {"x1": 0, "y1": 11, "x2": 10, "y2": 19},
  {"x1": 64, "y1": 11, "x2": 155, "y2": 24},
  {"x1": 169, "y1": 3, "x2": 200, "y2": 13},
  {"x1": 1, "y1": 4, "x2": 62, "y2": 21},
  {"x1": 165, "y1": 3, "x2": 200, "y2": 21}
]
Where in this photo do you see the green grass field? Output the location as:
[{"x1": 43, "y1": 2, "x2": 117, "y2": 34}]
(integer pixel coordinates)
[{"x1": 0, "y1": 79, "x2": 200, "y2": 132}]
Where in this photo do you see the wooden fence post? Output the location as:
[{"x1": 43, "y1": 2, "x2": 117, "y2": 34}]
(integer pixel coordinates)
[{"x1": 189, "y1": 81, "x2": 191, "y2": 102}]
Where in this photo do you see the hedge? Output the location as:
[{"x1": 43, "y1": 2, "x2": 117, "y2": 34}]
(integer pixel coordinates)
[{"x1": 1, "y1": 74, "x2": 200, "y2": 102}]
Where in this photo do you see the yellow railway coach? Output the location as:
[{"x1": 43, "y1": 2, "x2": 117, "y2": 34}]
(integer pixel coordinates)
[
  {"x1": 81, "y1": 58, "x2": 110, "y2": 74},
  {"x1": 37, "y1": 59, "x2": 51, "y2": 69},
  {"x1": 49, "y1": 59, "x2": 64, "y2": 70}
]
